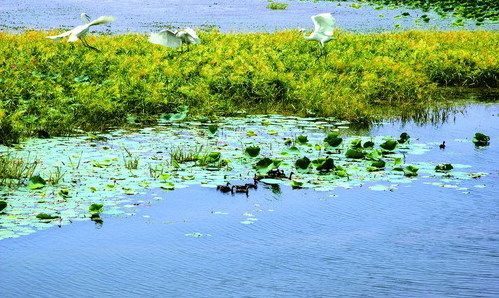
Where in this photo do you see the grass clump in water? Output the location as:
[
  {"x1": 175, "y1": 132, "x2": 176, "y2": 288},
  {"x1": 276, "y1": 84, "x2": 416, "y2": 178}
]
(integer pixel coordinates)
[
  {"x1": 0, "y1": 30, "x2": 497, "y2": 144},
  {"x1": 0, "y1": 152, "x2": 39, "y2": 186},
  {"x1": 267, "y1": 2, "x2": 289, "y2": 10}
]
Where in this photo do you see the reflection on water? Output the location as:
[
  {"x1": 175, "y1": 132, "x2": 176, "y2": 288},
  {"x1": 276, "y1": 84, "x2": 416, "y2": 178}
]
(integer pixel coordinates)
[{"x1": 1, "y1": 103, "x2": 498, "y2": 297}]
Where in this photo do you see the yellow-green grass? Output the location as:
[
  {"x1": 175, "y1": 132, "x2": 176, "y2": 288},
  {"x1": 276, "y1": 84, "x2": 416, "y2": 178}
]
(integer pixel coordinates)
[{"x1": 0, "y1": 30, "x2": 497, "y2": 144}]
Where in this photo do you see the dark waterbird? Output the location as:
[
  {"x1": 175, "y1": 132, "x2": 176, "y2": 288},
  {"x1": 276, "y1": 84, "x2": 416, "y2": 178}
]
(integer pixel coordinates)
[
  {"x1": 439, "y1": 141, "x2": 446, "y2": 149},
  {"x1": 216, "y1": 182, "x2": 233, "y2": 193}
]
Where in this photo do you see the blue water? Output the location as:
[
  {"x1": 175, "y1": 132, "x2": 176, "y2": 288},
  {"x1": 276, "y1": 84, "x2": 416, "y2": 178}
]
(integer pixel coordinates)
[
  {"x1": 1, "y1": 0, "x2": 497, "y2": 33},
  {"x1": 1, "y1": 103, "x2": 498, "y2": 297}
]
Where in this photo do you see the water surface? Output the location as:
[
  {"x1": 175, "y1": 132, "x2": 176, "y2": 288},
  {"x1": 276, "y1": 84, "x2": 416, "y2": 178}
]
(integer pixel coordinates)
[
  {"x1": 2, "y1": 103, "x2": 498, "y2": 297},
  {"x1": 1, "y1": 0, "x2": 497, "y2": 33}
]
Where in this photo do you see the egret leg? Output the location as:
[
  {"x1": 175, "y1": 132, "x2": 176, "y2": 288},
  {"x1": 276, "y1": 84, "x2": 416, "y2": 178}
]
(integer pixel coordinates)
[
  {"x1": 81, "y1": 37, "x2": 100, "y2": 52},
  {"x1": 315, "y1": 46, "x2": 328, "y2": 62}
]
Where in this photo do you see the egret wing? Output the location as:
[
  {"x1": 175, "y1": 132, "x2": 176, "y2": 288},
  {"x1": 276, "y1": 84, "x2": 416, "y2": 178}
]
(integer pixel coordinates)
[
  {"x1": 311, "y1": 13, "x2": 335, "y2": 36},
  {"x1": 149, "y1": 29, "x2": 182, "y2": 49},
  {"x1": 88, "y1": 15, "x2": 117, "y2": 27},
  {"x1": 46, "y1": 29, "x2": 73, "y2": 41},
  {"x1": 80, "y1": 13, "x2": 91, "y2": 24},
  {"x1": 67, "y1": 24, "x2": 89, "y2": 42},
  {"x1": 183, "y1": 27, "x2": 201, "y2": 44}
]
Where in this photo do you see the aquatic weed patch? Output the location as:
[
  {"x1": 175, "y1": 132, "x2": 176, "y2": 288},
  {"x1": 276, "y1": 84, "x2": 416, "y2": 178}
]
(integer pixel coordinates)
[
  {"x1": 0, "y1": 115, "x2": 490, "y2": 239},
  {"x1": 356, "y1": 0, "x2": 499, "y2": 25},
  {"x1": 0, "y1": 30, "x2": 498, "y2": 143}
]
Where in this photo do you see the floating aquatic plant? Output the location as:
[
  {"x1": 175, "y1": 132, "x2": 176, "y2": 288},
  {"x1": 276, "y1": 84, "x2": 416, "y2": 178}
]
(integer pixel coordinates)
[
  {"x1": 324, "y1": 133, "x2": 343, "y2": 147},
  {"x1": 435, "y1": 163, "x2": 453, "y2": 172},
  {"x1": 380, "y1": 139, "x2": 398, "y2": 151},
  {"x1": 398, "y1": 132, "x2": 410, "y2": 144},
  {"x1": 472, "y1": 132, "x2": 490, "y2": 146},
  {"x1": 360, "y1": 0, "x2": 498, "y2": 26},
  {"x1": 36, "y1": 213, "x2": 60, "y2": 220},
  {"x1": 0, "y1": 201, "x2": 7, "y2": 212},
  {"x1": 403, "y1": 165, "x2": 419, "y2": 177},
  {"x1": 295, "y1": 156, "x2": 311, "y2": 171},
  {"x1": 245, "y1": 146, "x2": 261, "y2": 157},
  {"x1": 0, "y1": 114, "x2": 491, "y2": 239}
]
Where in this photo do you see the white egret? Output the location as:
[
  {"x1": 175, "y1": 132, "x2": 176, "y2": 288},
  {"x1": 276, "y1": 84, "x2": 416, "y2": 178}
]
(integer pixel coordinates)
[
  {"x1": 80, "y1": 13, "x2": 91, "y2": 24},
  {"x1": 300, "y1": 13, "x2": 336, "y2": 58},
  {"x1": 46, "y1": 14, "x2": 116, "y2": 51},
  {"x1": 149, "y1": 27, "x2": 201, "y2": 51}
]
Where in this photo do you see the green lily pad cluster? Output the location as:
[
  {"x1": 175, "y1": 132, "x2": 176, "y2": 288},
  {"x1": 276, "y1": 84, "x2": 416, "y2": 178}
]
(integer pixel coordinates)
[
  {"x1": 472, "y1": 132, "x2": 490, "y2": 146},
  {"x1": 360, "y1": 0, "x2": 498, "y2": 26},
  {"x1": 0, "y1": 114, "x2": 489, "y2": 239}
]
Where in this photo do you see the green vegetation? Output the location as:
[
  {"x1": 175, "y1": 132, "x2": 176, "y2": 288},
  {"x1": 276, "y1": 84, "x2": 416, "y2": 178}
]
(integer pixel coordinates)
[
  {"x1": 358, "y1": 0, "x2": 498, "y2": 25},
  {"x1": 0, "y1": 152, "x2": 39, "y2": 186},
  {"x1": 472, "y1": 132, "x2": 491, "y2": 146},
  {"x1": 0, "y1": 114, "x2": 490, "y2": 239},
  {"x1": 267, "y1": 2, "x2": 289, "y2": 10},
  {"x1": 0, "y1": 30, "x2": 498, "y2": 144}
]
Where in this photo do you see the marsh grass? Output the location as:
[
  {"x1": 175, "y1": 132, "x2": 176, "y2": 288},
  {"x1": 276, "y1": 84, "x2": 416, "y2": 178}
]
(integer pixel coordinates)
[
  {"x1": 0, "y1": 152, "x2": 39, "y2": 186},
  {"x1": 123, "y1": 147, "x2": 139, "y2": 170},
  {"x1": 0, "y1": 30, "x2": 497, "y2": 144},
  {"x1": 169, "y1": 145, "x2": 205, "y2": 165},
  {"x1": 47, "y1": 166, "x2": 65, "y2": 185}
]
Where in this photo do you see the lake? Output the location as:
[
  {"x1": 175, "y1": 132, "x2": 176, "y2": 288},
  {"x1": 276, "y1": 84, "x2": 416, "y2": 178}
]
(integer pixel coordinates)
[
  {"x1": 1, "y1": 101, "x2": 498, "y2": 297},
  {"x1": 1, "y1": 0, "x2": 498, "y2": 296},
  {"x1": 1, "y1": 0, "x2": 498, "y2": 33}
]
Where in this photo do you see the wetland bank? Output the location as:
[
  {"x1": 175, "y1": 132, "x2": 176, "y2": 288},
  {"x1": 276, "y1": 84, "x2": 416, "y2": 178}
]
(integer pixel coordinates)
[{"x1": 1, "y1": 0, "x2": 498, "y2": 297}]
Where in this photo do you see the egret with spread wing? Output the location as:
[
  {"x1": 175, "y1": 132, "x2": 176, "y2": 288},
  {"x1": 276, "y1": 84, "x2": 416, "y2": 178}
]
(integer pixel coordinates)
[
  {"x1": 46, "y1": 13, "x2": 116, "y2": 51},
  {"x1": 300, "y1": 13, "x2": 336, "y2": 59},
  {"x1": 149, "y1": 27, "x2": 201, "y2": 51}
]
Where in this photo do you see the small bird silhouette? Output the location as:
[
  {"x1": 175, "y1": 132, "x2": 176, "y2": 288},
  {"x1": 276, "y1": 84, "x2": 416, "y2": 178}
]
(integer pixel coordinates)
[{"x1": 439, "y1": 141, "x2": 446, "y2": 149}]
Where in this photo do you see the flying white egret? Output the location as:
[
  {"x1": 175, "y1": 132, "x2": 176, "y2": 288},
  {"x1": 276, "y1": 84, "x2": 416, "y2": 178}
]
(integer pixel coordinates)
[
  {"x1": 80, "y1": 13, "x2": 91, "y2": 24},
  {"x1": 149, "y1": 27, "x2": 201, "y2": 51},
  {"x1": 300, "y1": 13, "x2": 336, "y2": 58},
  {"x1": 46, "y1": 13, "x2": 117, "y2": 51}
]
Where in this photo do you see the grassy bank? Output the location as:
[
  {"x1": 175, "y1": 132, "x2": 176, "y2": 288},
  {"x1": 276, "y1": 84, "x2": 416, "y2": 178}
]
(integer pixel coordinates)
[{"x1": 0, "y1": 30, "x2": 498, "y2": 144}]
